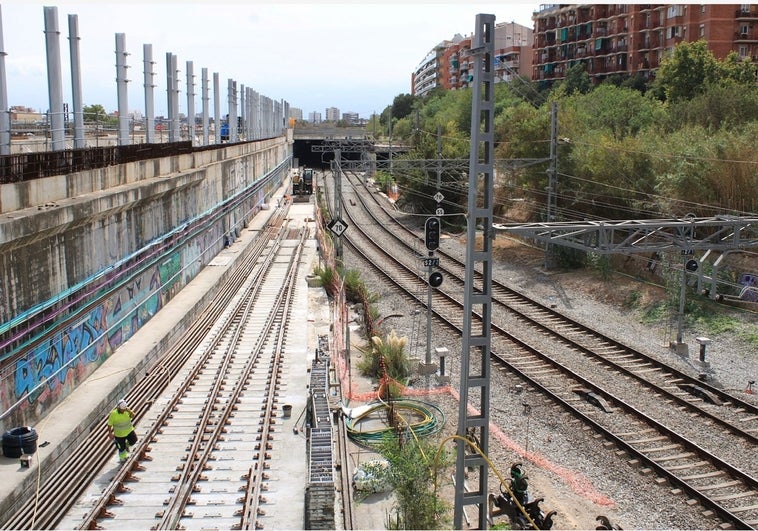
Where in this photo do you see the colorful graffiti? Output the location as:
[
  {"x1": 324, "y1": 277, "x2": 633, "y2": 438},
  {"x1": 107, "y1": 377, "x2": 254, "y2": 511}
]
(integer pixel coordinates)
[{"x1": 7, "y1": 254, "x2": 178, "y2": 421}]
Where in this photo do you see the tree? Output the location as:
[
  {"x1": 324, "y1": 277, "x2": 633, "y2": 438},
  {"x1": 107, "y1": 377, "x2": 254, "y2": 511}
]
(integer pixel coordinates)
[
  {"x1": 652, "y1": 40, "x2": 720, "y2": 102},
  {"x1": 668, "y1": 80, "x2": 758, "y2": 130},
  {"x1": 379, "y1": 435, "x2": 451, "y2": 530},
  {"x1": 82, "y1": 104, "x2": 107, "y2": 123},
  {"x1": 556, "y1": 63, "x2": 592, "y2": 96},
  {"x1": 391, "y1": 94, "x2": 416, "y2": 121},
  {"x1": 719, "y1": 50, "x2": 758, "y2": 84}
]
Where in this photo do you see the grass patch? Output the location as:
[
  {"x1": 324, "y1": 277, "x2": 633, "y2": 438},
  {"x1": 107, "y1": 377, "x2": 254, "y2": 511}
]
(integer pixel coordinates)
[
  {"x1": 623, "y1": 290, "x2": 642, "y2": 310},
  {"x1": 737, "y1": 324, "x2": 758, "y2": 348},
  {"x1": 641, "y1": 301, "x2": 670, "y2": 323}
]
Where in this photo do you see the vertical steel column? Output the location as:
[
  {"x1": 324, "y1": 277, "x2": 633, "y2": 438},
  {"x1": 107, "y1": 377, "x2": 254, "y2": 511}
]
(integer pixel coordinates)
[
  {"x1": 252, "y1": 90, "x2": 259, "y2": 140},
  {"x1": 0, "y1": 6, "x2": 11, "y2": 155},
  {"x1": 239, "y1": 83, "x2": 245, "y2": 140},
  {"x1": 67, "y1": 15, "x2": 84, "y2": 149},
  {"x1": 201, "y1": 67, "x2": 209, "y2": 146},
  {"x1": 454, "y1": 13, "x2": 495, "y2": 531},
  {"x1": 166, "y1": 53, "x2": 175, "y2": 142},
  {"x1": 248, "y1": 88, "x2": 255, "y2": 140},
  {"x1": 115, "y1": 33, "x2": 130, "y2": 145},
  {"x1": 143, "y1": 44, "x2": 156, "y2": 144},
  {"x1": 171, "y1": 54, "x2": 180, "y2": 141},
  {"x1": 44, "y1": 6, "x2": 65, "y2": 150},
  {"x1": 227, "y1": 79, "x2": 237, "y2": 142},
  {"x1": 213, "y1": 72, "x2": 220, "y2": 143},
  {"x1": 545, "y1": 102, "x2": 558, "y2": 269},
  {"x1": 186, "y1": 60, "x2": 194, "y2": 145},
  {"x1": 334, "y1": 148, "x2": 343, "y2": 262}
]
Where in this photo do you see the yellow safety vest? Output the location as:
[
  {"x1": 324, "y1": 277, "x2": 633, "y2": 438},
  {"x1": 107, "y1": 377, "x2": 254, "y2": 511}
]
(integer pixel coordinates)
[{"x1": 107, "y1": 409, "x2": 134, "y2": 437}]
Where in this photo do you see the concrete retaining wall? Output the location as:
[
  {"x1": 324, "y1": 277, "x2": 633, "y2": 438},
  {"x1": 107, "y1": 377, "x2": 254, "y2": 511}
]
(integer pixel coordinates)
[{"x1": 0, "y1": 137, "x2": 291, "y2": 429}]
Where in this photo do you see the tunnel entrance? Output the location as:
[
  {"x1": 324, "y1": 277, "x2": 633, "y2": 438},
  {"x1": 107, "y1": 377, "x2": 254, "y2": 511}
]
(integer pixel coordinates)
[{"x1": 293, "y1": 139, "x2": 364, "y2": 170}]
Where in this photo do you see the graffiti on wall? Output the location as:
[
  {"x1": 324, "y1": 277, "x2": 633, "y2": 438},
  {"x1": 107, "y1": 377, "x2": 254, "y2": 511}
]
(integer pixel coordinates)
[{"x1": 7, "y1": 253, "x2": 181, "y2": 419}]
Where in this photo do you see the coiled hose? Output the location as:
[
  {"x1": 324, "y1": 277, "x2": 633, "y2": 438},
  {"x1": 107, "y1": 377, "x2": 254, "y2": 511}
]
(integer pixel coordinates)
[{"x1": 344, "y1": 399, "x2": 446, "y2": 448}]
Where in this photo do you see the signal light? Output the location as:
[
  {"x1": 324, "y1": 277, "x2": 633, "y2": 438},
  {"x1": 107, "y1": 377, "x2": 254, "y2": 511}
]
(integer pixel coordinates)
[
  {"x1": 685, "y1": 259, "x2": 698, "y2": 272},
  {"x1": 428, "y1": 271, "x2": 443, "y2": 288},
  {"x1": 425, "y1": 217, "x2": 440, "y2": 251}
]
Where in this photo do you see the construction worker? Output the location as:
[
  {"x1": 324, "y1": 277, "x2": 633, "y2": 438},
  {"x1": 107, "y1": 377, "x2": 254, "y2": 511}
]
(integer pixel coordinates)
[{"x1": 107, "y1": 399, "x2": 137, "y2": 463}]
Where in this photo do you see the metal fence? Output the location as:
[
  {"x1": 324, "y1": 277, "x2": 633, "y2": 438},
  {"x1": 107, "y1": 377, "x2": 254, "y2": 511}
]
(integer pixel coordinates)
[{"x1": 0, "y1": 141, "x2": 196, "y2": 184}]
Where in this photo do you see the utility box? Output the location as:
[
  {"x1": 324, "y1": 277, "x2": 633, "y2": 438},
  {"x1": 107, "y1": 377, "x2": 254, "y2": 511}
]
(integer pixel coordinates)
[
  {"x1": 435, "y1": 347, "x2": 449, "y2": 376},
  {"x1": 695, "y1": 336, "x2": 711, "y2": 363}
]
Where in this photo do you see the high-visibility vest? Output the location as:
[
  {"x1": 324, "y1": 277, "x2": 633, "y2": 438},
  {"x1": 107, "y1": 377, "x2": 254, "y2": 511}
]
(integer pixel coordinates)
[{"x1": 107, "y1": 409, "x2": 134, "y2": 437}]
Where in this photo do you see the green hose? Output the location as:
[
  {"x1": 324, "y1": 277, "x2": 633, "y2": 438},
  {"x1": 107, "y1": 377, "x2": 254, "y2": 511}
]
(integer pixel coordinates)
[{"x1": 344, "y1": 399, "x2": 446, "y2": 448}]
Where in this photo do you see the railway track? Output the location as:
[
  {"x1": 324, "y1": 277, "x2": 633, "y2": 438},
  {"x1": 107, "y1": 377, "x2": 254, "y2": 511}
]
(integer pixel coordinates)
[
  {"x1": 1, "y1": 203, "x2": 303, "y2": 530},
  {"x1": 62, "y1": 228, "x2": 307, "y2": 530},
  {"x1": 323, "y1": 169, "x2": 758, "y2": 529}
]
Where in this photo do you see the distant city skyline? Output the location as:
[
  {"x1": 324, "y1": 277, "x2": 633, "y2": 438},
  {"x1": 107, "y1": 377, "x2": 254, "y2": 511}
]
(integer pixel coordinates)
[{"x1": 1, "y1": 2, "x2": 537, "y2": 120}]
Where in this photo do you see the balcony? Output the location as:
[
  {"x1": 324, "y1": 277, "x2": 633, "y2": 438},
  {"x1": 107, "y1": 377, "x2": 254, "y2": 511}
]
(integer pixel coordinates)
[
  {"x1": 736, "y1": 32, "x2": 757, "y2": 42},
  {"x1": 593, "y1": 6, "x2": 608, "y2": 19},
  {"x1": 736, "y1": 8, "x2": 758, "y2": 19}
]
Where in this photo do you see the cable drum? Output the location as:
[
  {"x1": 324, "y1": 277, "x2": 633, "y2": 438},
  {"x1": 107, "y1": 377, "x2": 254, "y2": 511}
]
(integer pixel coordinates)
[{"x1": 2, "y1": 426, "x2": 39, "y2": 458}]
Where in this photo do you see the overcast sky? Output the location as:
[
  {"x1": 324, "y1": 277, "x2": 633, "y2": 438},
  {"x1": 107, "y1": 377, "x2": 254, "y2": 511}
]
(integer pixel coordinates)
[{"x1": 1, "y1": 1, "x2": 538, "y2": 119}]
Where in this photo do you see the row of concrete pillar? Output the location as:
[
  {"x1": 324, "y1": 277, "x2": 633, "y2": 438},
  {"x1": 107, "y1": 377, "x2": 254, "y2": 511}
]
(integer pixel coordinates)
[{"x1": 0, "y1": 5, "x2": 289, "y2": 154}]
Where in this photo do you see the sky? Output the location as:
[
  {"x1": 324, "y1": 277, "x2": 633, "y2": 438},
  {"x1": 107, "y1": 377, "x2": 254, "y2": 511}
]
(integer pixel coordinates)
[{"x1": 0, "y1": 1, "x2": 538, "y2": 119}]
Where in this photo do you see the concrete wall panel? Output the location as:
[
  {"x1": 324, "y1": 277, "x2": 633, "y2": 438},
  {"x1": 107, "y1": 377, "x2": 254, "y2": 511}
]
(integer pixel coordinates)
[{"x1": 0, "y1": 136, "x2": 291, "y2": 428}]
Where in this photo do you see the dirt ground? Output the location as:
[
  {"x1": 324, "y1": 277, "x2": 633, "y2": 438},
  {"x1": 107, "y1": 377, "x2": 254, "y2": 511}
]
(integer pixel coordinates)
[{"x1": 488, "y1": 234, "x2": 669, "y2": 309}]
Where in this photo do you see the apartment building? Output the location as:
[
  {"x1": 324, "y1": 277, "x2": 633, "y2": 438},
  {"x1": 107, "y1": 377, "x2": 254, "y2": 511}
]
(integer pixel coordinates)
[
  {"x1": 289, "y1": 107, "x2": 304, "y2": 121},
  {"x1": 532, "y1": 4, "x2": 758, "y2": 87},
  {"x1": 325, "y1": 107, "x2": 340, "y2": 122},
  {"x1": 341, "y1": 112, "x2": 360, "y2": 124},
  {"x1": 412, "y1": 21, "x2": 533, "y2": 97}
]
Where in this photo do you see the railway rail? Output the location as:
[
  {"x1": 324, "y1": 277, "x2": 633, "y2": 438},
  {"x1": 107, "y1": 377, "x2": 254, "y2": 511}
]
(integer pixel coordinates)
[
  {"x1": 65, "y1": 229, "x2": 306, "y2": 530},
  {"x1": 1, "y1": 203, "x2": 302, "y2": 530},
  {"x1": 323, "y1": 169, "x2": 758, "y2": 530}
]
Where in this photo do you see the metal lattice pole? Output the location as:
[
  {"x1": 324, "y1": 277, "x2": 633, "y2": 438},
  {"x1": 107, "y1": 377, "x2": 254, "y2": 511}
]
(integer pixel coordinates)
[
  {"x1": 454, "y1": 13, "x2": 495, "y2": 530},
  {"x1": 334, "y1": 149, "x2": 343, "y2": 262}
]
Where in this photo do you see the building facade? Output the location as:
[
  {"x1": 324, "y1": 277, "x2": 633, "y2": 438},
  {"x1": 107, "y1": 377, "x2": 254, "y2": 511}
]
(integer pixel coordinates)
[
  {"x1": 412, "y1": 21, "x2": 533, "y2": 97},
  {"x1": 289, "y1": 107, "x2": 304, "y2": 121},
  {"x1": 325, "y1": 107, "x2": 340, "y2": 122},
  {"x1": 341, "y1": 112, "x2": 359, "y2": 124},
  {"x1": 532, "y1": 4, "x2": 758, "y2": 86}
]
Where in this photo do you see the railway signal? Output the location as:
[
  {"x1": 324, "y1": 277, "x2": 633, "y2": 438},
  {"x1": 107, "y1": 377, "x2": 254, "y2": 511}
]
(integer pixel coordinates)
[{"x1": 425, "y1": 217, "x2": 440, "y2": 251}]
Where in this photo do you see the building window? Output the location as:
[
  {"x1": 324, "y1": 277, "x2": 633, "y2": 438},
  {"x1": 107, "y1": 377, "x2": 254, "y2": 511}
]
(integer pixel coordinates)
[
  {"x1": 667, "y1": 5, "x2": 683, "y2": 18},
  {"x1": 699, "y1": 24, "x2": 705, "y2": 38},
  {"x1": 701, "y1": 5, "x2": 706, "y2": 14},
  {"x1": 740, "y1": 4, "x2": 750, "y2": 14},
  {"x1": 739, "y1": 45, "x2": 749, "y2": 58},
  {"x1": 741, "y1": 24, "x2": 749, "y2": 36}
]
